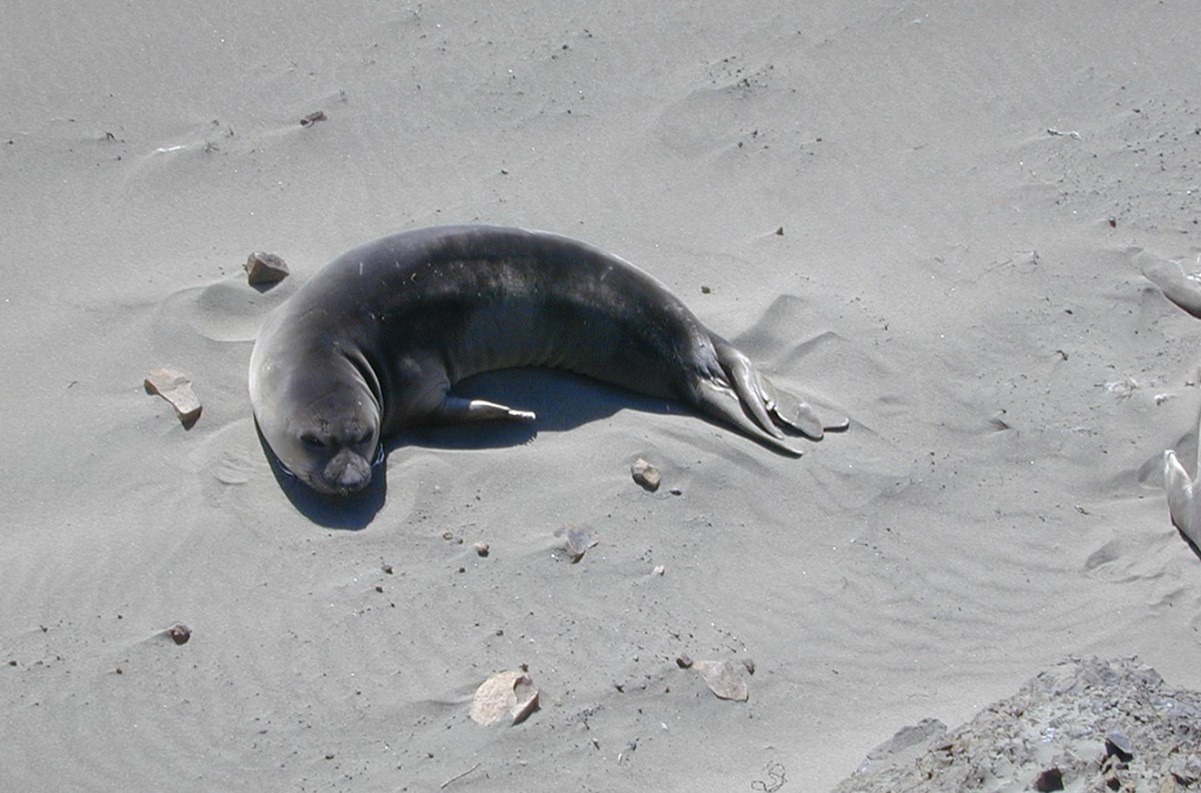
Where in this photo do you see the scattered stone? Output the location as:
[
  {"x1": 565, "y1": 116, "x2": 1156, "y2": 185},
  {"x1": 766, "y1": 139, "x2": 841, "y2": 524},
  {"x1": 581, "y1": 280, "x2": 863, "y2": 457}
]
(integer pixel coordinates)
[
  {"x1": 1170, "y1": 753, "x2": 1201, "y2": 784},
  {"x1": 469, "y1": 670, "x2": 540, "y2": 726},
  {"x1": 1106, "y1": 730, "x2": 1134, "y2": 761},
  {"x1": 676, "y1": 654, "x2": 693, "y2": 669},
  {"x1": 474, "y1": 541, "x2": 490, "y2": 557},
  {"x1": 652, "y1": 564, "x2": 666, "y2": 576},
  {"x1": 631, "y1": 458, "x2": 661, "y2": 492},
  {"x1": 144, "y1": 368, "x2": 202, "y2": 427},
  {"x1": 1033, "y1": 767, "x2": 1064, "y2": 792},
  {"x1": 701, "y1": 285, "x2": 712, "y2": 294},
  {"x1": 741, "y1": 658, "x2": 756, "y2": 675},
  {"x1": 300, "y1": 110, "x2": 327, "y2": 127},
  {"x1": 243, "y1": 251, "x2": 289, "y2": 286},
  {"x1": 382, "y1": 564, "x2": 393, "y2": 574},
  {"x1": 669, "y1": 487, "x2": 682, "y2": 496},
  {"x1": 692, "y1": 659, "x2": 749, "y2": 701},
  {"x1": 555, "y1": 524, "x2": 597, "y2": 563},
  {"x1": 776, "y1": 226, "x2": 785, "y2": 236},
  {"x1": 166, "y1": 623, "x2": 191, "y2": 645}
]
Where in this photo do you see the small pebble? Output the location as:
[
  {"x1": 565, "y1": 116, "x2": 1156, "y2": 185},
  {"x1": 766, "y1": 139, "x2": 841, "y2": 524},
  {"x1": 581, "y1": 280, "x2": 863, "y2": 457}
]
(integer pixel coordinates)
[
  {"x1": 559, "y1": 524, "x2": 597, "y2": 563},
  {"x1": 167, "y1": 623, "x2": 192, "y2": 646},
  {"x1": 474, "y1": 541, "x2": 490, "y2": 557},
  {"x1": 652, "y1": 565, "x2": 666, "y2": 576},
  {"x1": 631, "y1": 458, "x2": 661, "y2": 492},
  {"x1": 676, "y1": 654, "x2": 693, "y2": 669}
]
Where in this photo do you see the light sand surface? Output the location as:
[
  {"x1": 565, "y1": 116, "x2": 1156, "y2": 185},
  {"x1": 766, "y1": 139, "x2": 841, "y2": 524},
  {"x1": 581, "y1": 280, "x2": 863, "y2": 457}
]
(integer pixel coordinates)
[{"x1": 3, "y1": 1, "x2": 1201, "y2": 790}]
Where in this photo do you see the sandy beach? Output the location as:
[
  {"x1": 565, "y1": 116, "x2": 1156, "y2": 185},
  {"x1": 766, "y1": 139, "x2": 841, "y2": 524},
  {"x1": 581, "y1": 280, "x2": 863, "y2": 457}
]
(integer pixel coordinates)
[{"x1": 3, "y1": 1, "x2": 1200, "y2": 790}]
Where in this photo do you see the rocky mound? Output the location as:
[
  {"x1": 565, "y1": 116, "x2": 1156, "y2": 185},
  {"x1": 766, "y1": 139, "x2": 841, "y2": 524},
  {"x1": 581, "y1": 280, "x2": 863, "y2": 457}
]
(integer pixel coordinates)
[{"x1": 833, "y1": 657, "x2": 1201, "y2": 793}]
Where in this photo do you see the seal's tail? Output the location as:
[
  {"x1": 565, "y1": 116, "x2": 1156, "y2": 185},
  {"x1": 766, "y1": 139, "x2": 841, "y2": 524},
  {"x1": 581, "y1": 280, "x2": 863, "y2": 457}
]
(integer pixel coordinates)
[{"x1": 689, "y1": 337, "x2": 848, "y2": 455}]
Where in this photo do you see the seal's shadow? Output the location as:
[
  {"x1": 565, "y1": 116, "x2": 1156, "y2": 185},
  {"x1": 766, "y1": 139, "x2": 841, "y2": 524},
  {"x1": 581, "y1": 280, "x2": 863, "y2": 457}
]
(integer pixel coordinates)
[
  {"x1": 258, "y1": 369, "x2": 678, "y2": 529},
  {"x1": 395, "y1": 368, "x2": 681, "y2": 451},
  {"x1": 256, "y1": 421, "x2": 387, "y2": 530}
]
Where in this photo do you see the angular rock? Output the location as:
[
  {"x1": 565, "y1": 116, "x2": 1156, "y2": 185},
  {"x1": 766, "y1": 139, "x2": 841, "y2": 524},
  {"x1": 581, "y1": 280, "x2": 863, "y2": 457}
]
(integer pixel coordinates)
[
  {"x1": 144, "y1": 369, "x2": 202, "y2": 427},
  {"x1": 555, "y1": 524, "x2": 597, "y2": 563},
  {"x1": 244, "y1": 251, "x2": 289, "y2": 286},
  {"x1": 692, "y1": 659, "x2": 749, "y2": 701}
]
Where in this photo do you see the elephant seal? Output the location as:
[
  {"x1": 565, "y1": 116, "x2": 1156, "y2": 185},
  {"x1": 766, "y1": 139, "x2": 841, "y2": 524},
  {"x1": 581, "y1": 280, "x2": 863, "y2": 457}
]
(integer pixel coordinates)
[{"x1": 249, "y1": 225, "x2": 846, "y2": 495}]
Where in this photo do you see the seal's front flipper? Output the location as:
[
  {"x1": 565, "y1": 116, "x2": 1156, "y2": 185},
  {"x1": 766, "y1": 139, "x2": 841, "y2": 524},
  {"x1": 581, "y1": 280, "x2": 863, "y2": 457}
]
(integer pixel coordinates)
[
  {"x1": 432, "y1": 395, "x2": 537, "y2": 423},
  {"x1": 1164, "y1": 449, "x2": 1201, "y2": 549}
]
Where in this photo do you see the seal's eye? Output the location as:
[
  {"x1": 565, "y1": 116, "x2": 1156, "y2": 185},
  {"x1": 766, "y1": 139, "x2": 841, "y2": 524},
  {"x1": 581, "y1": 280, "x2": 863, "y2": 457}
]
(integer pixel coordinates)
[{"x1": 300, "y1": 433, "x2": 326, "y2": 449}]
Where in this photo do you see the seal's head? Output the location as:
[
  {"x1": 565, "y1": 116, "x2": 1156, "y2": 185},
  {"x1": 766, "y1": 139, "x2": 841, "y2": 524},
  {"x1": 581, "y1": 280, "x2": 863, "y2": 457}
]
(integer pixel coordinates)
[
  {"x1": 278, "y1": 384, "x2": 381, "y2": 494},
  {"x1": 250, "y1": 333, "x2": 383, "y2": 496}
]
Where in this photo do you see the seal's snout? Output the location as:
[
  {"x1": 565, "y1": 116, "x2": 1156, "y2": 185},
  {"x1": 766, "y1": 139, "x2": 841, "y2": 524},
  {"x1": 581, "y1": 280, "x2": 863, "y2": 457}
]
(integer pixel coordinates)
[{"x1": 321, "y1": 449, "x2": 373, "y2": 494}]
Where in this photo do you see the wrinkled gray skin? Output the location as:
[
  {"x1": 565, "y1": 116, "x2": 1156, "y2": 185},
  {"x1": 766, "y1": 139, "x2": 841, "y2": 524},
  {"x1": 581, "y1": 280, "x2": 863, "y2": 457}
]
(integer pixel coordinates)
[{"x1": 249, "y1": 225, "x2": 846, "y2": 495}]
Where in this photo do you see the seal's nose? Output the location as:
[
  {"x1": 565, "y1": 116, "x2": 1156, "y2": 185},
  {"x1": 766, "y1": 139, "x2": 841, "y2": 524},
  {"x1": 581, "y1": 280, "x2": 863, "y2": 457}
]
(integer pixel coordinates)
[{"x1": 323, "y1": 449, "x2": 372, "y2": 494}]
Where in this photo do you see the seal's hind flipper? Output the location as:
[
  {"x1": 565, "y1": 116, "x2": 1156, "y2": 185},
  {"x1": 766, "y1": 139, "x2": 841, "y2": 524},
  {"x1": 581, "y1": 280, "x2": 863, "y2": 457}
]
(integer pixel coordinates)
[
  {"x1": 752, "y1": 369, "x2": 835, "y2": 440},
  {"x1": 692, "y1": 378, "x2": 804, "y2": 455},
  {"x1": 703, "y1": 338, "x2": 848, "y2": 447}
]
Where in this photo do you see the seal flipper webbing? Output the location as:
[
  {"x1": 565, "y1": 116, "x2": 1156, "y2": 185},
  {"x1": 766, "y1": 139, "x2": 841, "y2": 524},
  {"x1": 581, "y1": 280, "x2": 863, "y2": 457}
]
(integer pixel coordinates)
[
  {"x1": 692, "y1": 377, "x2": 805, "y2": 456},
  {"x1": 704, "y1": 337, "x2": 848, "y2": 445}
]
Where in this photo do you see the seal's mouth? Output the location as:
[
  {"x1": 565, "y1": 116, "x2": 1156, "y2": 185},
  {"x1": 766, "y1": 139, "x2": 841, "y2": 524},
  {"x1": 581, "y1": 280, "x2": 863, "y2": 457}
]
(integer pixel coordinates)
[
  {"x1": 302, "y1": 444, "x2": 385, "y2": 496},
  {"x1": 311, "y1": 448, "x2": 374, "y2": 495}
]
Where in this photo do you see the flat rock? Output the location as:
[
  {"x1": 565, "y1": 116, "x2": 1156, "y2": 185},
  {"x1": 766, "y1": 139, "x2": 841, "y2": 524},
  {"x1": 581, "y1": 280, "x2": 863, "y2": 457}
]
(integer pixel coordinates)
[
  {"x1": 692, "y1": 659, "x2": 749, "y2": 702},
  {"x1": 144, "y1": 368, "x2": 202, "y2": 427},
  {"x1": 469, "y1": 670, "x2": 540, "y2": 726}
]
